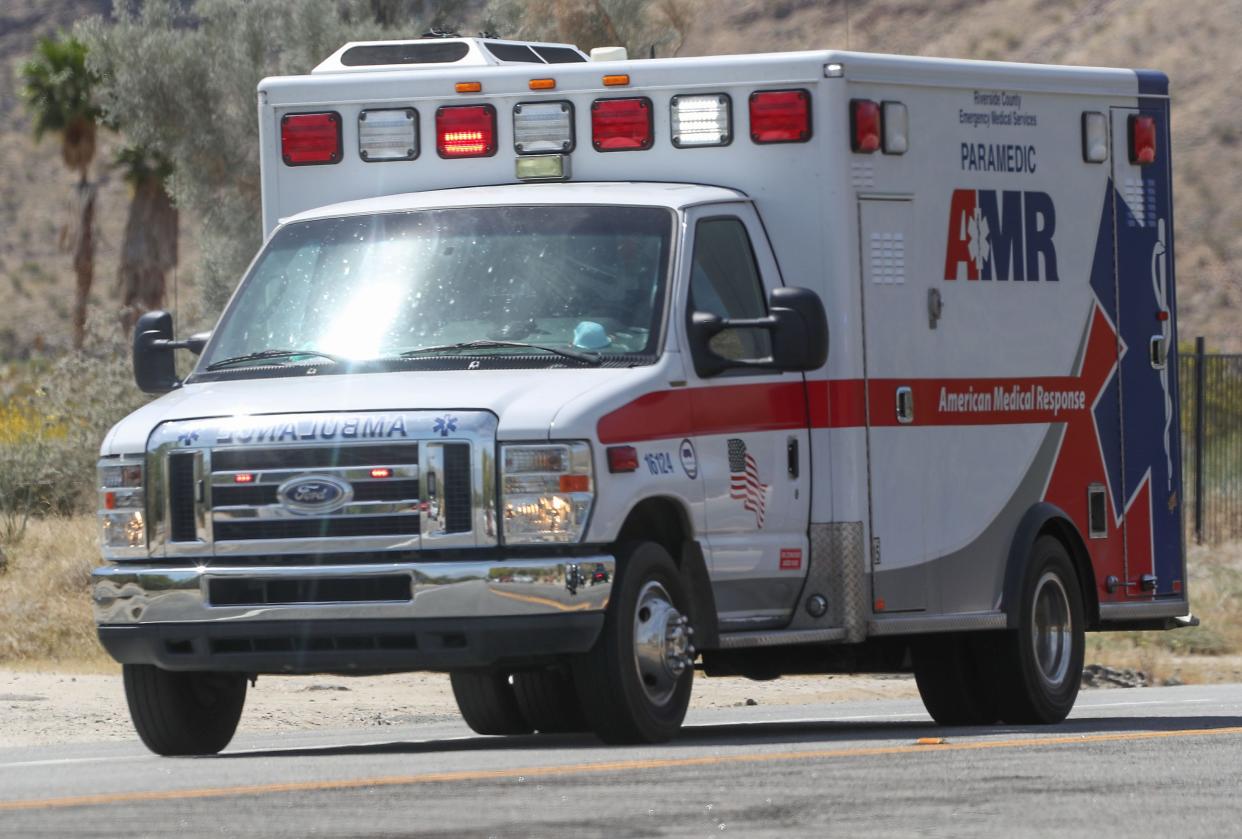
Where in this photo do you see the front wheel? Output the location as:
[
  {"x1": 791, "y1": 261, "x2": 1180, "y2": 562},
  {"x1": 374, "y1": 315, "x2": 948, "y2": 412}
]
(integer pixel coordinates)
[
  {"x1": 992, "y1": 535, "x2": 1086, "y2": 724},
  {"x1": 449, "y1": 671, "x2": 533, "y2": 736},
  {"x1": 123, "y1": 664, "x2": 247, "y2": 756},
  {"x1": 572, "y1": 542, "x2": 696, "y2": 744}
]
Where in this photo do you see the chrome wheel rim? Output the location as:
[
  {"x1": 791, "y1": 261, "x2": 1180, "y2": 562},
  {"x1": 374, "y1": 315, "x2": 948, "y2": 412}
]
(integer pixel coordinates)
[
  {"x1": 1031, "y1": 571, "x2": 1073, "y2": 688},
  {"x1": 632, "y1": 581, "x2": 692, "y2": 706}
]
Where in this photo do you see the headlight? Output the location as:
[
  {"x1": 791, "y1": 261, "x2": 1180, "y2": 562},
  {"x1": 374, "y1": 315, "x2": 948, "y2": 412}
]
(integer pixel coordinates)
[
  {"x1": 501, "y1": 442, "x2": 593, "y2": 544},
  {"x1": 97, "y1": 458, "x2": 147, "y2": 558}
]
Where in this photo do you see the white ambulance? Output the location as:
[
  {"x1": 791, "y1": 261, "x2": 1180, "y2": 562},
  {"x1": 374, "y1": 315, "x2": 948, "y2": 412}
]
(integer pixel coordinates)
[{"x1": 93, "y1": 36, "x2": 1192, "y2": 754}]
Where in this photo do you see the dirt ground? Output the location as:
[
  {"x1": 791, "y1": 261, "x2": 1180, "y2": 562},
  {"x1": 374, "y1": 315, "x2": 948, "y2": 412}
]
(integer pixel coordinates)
[{"x1": 0, "y1": 667, "x2": 922, "y2": 749}]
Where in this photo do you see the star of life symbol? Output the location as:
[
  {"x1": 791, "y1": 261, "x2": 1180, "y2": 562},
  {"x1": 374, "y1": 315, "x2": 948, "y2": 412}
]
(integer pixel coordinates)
[
  {"x1": 177, "y1": 430, "x2": 200, "y2": 447},
  {"x1": 727, "y1": 438, "x2": 768, "y2": 528},
  {"x1": 968, "y1": 207, "x2": 990, "y2": 273},
  {"x1": 432, "y1": 414, "x2": 458, "y2": 437}
]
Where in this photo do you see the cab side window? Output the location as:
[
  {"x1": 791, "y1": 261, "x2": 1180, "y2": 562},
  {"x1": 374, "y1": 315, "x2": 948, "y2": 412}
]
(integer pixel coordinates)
[{"x1": 688, "y1": 217, "x2": 771, "y2": 361}]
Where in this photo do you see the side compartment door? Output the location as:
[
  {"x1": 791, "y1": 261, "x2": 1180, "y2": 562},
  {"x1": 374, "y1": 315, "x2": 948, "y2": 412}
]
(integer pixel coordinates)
[
  {"x1": 858, "y1": 197, "x2": 927, "y2": 613},
  {"x1": 681, "y1": 205, "x2": 811, "y2": 631},
  {"x1": 1110, "y1": 106, "x2": 1183, "y2": 599}
]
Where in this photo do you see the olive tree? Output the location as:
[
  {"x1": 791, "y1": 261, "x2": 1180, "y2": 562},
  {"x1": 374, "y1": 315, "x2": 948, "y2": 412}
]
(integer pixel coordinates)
[{"x1": 80, "y1": 0, "x2": 454, "y2": 318}]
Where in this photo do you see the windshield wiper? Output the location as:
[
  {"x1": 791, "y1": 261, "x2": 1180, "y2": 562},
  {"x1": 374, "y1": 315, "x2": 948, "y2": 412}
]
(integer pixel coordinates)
[
  {"x1": 206, "y1": 349, "x2": 343, "y2": 371},
  {"x1": 398, "y1": 340, "x2": 601, "y2": 366}
]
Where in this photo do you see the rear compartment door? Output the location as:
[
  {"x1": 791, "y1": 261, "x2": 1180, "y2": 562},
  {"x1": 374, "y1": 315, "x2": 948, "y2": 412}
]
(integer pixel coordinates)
[{"x1": 1110, "y1": 105, "x2": 1184, "y2": 599}]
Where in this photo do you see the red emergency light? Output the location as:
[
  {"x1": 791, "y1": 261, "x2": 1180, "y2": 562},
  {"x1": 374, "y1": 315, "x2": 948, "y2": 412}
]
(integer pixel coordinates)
[
  {"x1": 1129, "y1": 114, "x2": 1156, "y2": 165},
  {"x1": 748, "y1": 89, "x2": 811, "y2": 144},
  {"x1": 436, "y1": 104, "x2": 497, "y2": 158},
  {"x1": 850, "y1": 99, "x2": 881, "y2": 153},
  {"x1": 370, "y1": 467, "x2": 392, "y2": 479},
  {"x1": 591, "y1": 98, "x2": 653, "y2": 151},
  {"x1": 281, "y1": 112, "x2": 342, "y2": 166}
]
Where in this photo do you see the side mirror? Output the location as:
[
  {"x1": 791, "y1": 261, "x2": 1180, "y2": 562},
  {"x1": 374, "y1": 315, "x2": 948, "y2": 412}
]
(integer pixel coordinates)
[
  {"x1": 133, "y1": 310, "x2": 195, "y2": 394},
  {"x1": 688, "y1": 286, "x2": 828, "y2": 378}
]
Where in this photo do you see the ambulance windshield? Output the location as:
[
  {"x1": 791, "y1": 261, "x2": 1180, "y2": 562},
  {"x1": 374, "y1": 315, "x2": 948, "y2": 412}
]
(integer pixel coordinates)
[{"x1": 200, "y1": 205, "x2": 673, "y2": 374}]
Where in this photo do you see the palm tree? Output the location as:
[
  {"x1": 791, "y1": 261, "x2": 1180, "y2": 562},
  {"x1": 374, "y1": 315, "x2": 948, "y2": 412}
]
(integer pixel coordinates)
[
  {"x1": 115, "y1": 146, "x2": 178, "y2": 333},
  {"x1": 20, "y1": 35, "x2": 102, "y2": 350}
]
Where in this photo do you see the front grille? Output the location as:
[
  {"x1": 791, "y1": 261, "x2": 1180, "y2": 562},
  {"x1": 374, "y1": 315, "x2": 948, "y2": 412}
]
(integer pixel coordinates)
[
  {"x1": 168, "y1": 453, "x2": 198, "y2": 542},
  {"x1": 213, "y1": 515, "x2": 420, "y2": 541},
  {"x1": 208, "y1": 575, "x2": 412, "y2": 606},
  {"x1": 213, "y1": 444, "x2": 420, "y2": 471},
  {"x1": 209, "y1": 440, "x2": 427, "y2": 544},
  {"x1": 213, "y1": 479, "x2": 420, "y2": 508}
]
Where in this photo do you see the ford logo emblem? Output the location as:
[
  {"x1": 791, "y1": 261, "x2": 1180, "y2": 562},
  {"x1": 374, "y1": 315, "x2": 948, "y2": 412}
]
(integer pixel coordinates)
[{"x1": 276, "y1": 475, "x2": 353, "y2": 515}]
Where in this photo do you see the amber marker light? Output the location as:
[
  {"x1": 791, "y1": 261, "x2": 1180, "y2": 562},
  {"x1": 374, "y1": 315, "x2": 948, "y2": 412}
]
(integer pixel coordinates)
[
  {"x1": 455, "y1": 81, "x2": 482, "y2": 94},
  {"x1": 529, "y1": 78, "x2": 556, "y2": 90},
  {"x1": 602, "y1": 74, "x2": 630, "y2": 87}
]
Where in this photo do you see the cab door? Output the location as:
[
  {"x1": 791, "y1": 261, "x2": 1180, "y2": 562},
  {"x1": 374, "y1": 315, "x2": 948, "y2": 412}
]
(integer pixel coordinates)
[{"x1": 679, "y1": 204, "x2": 811, "y2": 631}]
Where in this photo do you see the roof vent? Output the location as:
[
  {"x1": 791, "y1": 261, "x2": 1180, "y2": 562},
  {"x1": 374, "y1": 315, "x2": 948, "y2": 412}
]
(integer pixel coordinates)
[
  {"x1": 589, "y1": 46, "x2": 629, "y2": 62},
  {"x1": 313, "y1": 37, "x2": 587, "y2": 74}
]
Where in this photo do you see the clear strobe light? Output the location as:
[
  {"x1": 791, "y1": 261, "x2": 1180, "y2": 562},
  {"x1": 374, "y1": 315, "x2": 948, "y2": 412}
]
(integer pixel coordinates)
[
  {"x1": 358, "y1": 108, "x2": 418, "y2": 161},
  {"x1": 671, "y1": 94, "x2": 731, "y2": 147},
  {"x1": 513, "y1": 101, "x2": 574, "y2": 154}
]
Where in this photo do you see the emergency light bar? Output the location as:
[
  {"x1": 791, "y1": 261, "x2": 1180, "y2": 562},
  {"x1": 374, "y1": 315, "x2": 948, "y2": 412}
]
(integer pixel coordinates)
[
  {"x1": 1081, "y1": 111, "x2": 1108, "y2": 163},
  {"x1": 436, "y1": 104, "x2": 497, "y2": 158},
  {"x1": 1129, "y1": 114, "x2": 1156, "y2": 165},
  {"x1": 358, "y1": 108, "x2": 418, "y2": 161},
  {"x1": 281, "y1": 112, "x2": 342, "y2": 165},
  {"x1": 749, "y1": 90, "x2": 811, "y2": 144},
  {"x1": 513, "y1": 101, "x2": 574, "y2": 154},
  {"x1": 591, "y1": 98, "x2": 653, "y2": 151},
  {"x1": 850, "y1": 99, "x2": 881, "y2": 153},
  {"x1": 671, "y1": 94, "x2": 731, "y2": 147}
]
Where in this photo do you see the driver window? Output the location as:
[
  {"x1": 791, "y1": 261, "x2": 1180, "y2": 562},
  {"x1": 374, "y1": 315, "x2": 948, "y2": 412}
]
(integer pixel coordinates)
[{"x1": 689, "y1": 217, "x2": 771, "y2": 361}]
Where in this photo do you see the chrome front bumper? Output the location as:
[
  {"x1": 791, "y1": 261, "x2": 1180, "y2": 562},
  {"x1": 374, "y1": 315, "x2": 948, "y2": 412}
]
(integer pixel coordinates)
[{"x1": 92, "y1": 556, "x2": 614, "y2": 625}]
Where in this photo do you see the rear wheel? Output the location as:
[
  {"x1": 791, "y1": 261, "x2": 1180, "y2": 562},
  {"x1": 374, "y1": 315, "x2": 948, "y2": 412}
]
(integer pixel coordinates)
[
  {"x1": 512, "y1": 666, "x2": 588, "y2": 733},
  {"x1": 912, "y1": 633, "x2": 1000, "y2": 726},
  {"x1": 993, "y1": 535, "x2": 1085, "y2": 724},
  {"x1": 449, "y1": 671, "x2": 533, "y2": 736},
  {"x1": 573, "y1": 542, "x2": 695, "y2": 744},
  {"x1": 123, "y1": 664, "x2": 247, "y2": 756}
]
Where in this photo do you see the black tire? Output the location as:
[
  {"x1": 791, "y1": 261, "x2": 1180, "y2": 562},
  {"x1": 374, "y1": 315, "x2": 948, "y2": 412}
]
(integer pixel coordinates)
[
  {"x1": 572, "y1": 541, "x2": 695, "y2": 745},
  {"x1": 449, "y1": 671, "x2": 533, "y2": 736},
  {"x1": 992, "y1": 535, "x2": 1086, "y2": 724},
  {"x1": 912, "y1": 633, "x2": 1001, "y2": 726},
  {"x1": 512, "y1": 667, "x2": 589, "y2": 733},
  {"x1": 122, "y1": 664, "x2": 247, "y2": 756}
]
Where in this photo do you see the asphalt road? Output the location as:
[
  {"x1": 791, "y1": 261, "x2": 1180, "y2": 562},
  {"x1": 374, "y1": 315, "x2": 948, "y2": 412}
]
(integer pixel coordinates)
[{"x1": 2, "y1": 683, "x2": 1241, "y2": 838}]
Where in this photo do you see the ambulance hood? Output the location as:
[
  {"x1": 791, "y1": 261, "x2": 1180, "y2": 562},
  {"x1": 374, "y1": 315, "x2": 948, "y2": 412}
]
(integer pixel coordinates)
[{"x1": 100, "y1": 366, "x2": 652, "y2": 455}]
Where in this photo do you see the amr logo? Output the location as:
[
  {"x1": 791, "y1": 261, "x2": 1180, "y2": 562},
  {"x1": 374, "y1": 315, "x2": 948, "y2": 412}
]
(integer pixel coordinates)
[{"x1": 943, "y1": 189, "x2": 1059, "y2": 282}]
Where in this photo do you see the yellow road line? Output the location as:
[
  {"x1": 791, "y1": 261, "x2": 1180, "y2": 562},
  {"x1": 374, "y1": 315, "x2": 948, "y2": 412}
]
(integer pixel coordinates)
[
  {"x1": 489, "y1": 588, "x2": 597, "y2": 612},
  {"x1": 4, "y1": 725, "x2": 1241, "y2": 813}
]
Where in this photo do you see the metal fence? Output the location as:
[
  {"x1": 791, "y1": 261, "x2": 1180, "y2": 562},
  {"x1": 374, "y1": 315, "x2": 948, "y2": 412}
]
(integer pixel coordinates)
[{"x1": 1182, "y1": 338, "x2": 1242, "y2": 544}]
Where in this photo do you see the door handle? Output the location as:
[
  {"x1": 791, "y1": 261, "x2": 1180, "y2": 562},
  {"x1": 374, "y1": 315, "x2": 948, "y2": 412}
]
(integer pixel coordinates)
[
  {"x1": 787, "y1": 437, "x2": 799, "y2": 478},
  {"x1": 896, "y1": 386, "x2": 914, "y2": 424}
]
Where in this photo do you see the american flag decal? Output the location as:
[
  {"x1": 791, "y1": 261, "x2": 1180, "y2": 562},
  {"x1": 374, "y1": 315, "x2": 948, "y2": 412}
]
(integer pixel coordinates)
[{"x1": 727, "y1": 438, "x2": 768, "y2": 528}]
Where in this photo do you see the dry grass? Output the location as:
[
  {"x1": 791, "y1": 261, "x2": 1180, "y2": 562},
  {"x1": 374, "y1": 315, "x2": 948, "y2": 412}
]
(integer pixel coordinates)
[
  {"x1": 0, "y1": 515, "x2": 111, "y2": 668},
  {"x1": 2, "y1": 515, "x2": 1238, "y2": 681}
]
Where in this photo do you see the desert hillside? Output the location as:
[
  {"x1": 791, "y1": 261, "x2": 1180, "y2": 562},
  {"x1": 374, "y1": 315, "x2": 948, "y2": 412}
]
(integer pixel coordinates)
[{"x1": 2, "y1": 0, "x2": 1239, "y2": 351}]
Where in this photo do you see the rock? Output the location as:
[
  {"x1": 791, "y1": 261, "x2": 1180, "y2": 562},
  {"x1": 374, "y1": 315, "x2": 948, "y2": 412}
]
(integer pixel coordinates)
[
  {"x1": 745, "y1": 697, "x2": 758, "y2": 706},
  {"x1": 1162, "y1": 675, "x2": 1185, "y2": 687},
  {"x1": 301, "y1": 684, "x2": 351, "y2": 692},
  {"x1": 1081, "y1": 664, "x2": 1149, "y2": 689}
]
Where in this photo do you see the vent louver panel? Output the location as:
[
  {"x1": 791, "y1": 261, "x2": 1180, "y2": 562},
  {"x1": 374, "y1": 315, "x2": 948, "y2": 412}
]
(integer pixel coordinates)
[
  {"x1": 168, "y1": 453, "x2": 198, "y2": 542},
  {"x1": 443, "y1": 443, "x2": 472, "y2": 533}
]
